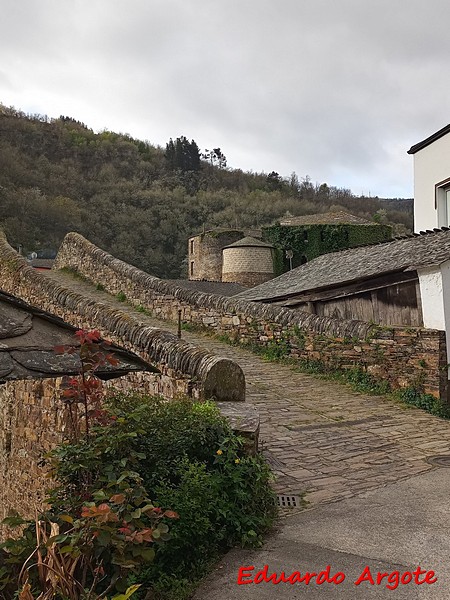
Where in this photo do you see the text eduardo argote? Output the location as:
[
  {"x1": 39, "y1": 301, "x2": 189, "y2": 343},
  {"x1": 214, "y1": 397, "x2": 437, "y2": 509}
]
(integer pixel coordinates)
[{"x1": 237, "y1": 564, "x2": 437, "y2": 590}]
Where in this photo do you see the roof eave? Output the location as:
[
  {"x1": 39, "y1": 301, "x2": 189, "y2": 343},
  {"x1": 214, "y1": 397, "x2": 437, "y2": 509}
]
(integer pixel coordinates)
[
  {"x1": 408, "y1": 124, "x2": 450, "y2": 155},
  {"x1": 245, "y1": 267, "x2": 413, "y2": 304}
]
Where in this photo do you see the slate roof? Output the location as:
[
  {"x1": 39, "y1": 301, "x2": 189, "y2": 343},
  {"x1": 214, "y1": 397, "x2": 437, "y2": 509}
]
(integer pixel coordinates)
[
  {"x1": 234, "y1": 228, "x2": 450, "y2": 302},
  {"x1": 0, "y1": 290, "x2": 157, "y2": 382},
  {"x1": 223, "y1": 236, "x2": 274, "y2": 249},
  {"x1": 277, "y1": 211, "x2": 376, "y2": 226},
  {"x1": 167, "y1": 279, "x2": 247, "y2": 296}
]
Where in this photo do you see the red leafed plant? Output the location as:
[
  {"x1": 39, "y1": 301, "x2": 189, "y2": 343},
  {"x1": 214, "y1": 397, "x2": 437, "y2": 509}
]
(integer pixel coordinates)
[
  {"x1": 0, "y1": 330, "x2": 178, "y2": 598},
  {"x1": 55, "y1": 329, "x2": 120, "y2": 441}
]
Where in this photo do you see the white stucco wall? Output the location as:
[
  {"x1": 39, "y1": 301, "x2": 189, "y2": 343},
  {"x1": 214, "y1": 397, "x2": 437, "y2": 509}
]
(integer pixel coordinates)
[
  {"x1": 413, "y1": 132, "x2": 450, "y2": 232},
  {"x1": 418, "y1": 261, "x2": 450, "y2": 376},
  {"x1": 418, "y1": 266, "x2": 445, "y2": 329},
  {"x1": 440, "y1": 261, "x2": 450, "y2": 370}
]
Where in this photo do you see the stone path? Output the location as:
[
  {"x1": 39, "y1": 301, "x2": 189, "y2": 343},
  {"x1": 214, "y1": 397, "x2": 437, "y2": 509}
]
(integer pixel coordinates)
[{"x1": 44, "y1": 270, "x2": 450, "y2": 512}]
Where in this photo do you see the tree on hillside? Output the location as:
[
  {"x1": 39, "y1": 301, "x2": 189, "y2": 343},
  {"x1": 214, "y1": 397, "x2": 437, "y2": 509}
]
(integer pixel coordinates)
[
  {"x1": 266, "y1": 171, "x2": 283, "y2": 191},
  {"x1": 165, "y1": 136, "x2": 200, "y2": 172},
  {"x1": 202, "y1": 148, "x2": 227, "y2": 169}
]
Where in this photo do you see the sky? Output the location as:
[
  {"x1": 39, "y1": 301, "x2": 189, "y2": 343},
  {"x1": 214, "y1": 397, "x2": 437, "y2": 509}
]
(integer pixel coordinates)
[{"x1": 1, "y1": 0, "x2": 450, "y2": 199}]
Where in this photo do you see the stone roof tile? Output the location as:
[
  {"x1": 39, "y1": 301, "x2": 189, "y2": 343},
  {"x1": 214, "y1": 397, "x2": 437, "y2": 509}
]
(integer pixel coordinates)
[
  {"x1": 223, "y1": 236, "x2": 275, "y2": 249},
  {"x1": 234, "y1": 228, "x2": 450, "y2": 302},
  {"x1": 278, "y1": 211, "x2": 376, "y2": 226},
  {"x1": 0, "y1": 290, "x2": 157, "y2": 382}
]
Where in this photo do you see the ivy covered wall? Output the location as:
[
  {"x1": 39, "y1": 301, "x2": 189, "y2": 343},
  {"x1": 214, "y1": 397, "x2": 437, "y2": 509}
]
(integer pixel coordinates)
[{"x1": 262, "y1": 223, "x2": 392, "y2": 271}]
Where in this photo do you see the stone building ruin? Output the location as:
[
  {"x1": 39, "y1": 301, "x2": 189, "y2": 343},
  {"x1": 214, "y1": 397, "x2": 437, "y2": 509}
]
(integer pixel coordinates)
[
  {"x1": 188, "y1": 228, "x2": 275, "y2": 288},
  {"x1": 222, "y1": 236, "x2": 275, "y2": 287}
]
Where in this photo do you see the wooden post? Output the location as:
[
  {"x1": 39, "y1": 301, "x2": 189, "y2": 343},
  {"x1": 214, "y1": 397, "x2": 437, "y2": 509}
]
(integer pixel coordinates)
[{"x1": 177, "y1": 309, "x2": 182, "y2": 339}]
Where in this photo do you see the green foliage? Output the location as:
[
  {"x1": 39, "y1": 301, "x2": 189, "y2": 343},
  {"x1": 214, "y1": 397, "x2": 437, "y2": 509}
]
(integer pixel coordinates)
[
  {"x1": 100, "y1": 395, "x2": 276, "y2": 597},
  {"x1": 289, "y1": 326, "x2": 306, "y2": 349},
  {"x1": 1, "y1": 435, "x2": 177, "y2": 598},
  {"x1": 0, "y1": 103, "x2": 412, "y2": 279},
  {"x1": 340, "y1": 368, "x2": 391, "y2": 395},
  {"x1": 135, "y1": 305, "x2": 151, "y2": 316},
  {"x1": 116, "y1": 291, "x2": 127, "y2": 303},
  {"x1": 395, "y1": 387, "x2": 450, "y2": 417},
  {"x1": 0, "y1": 331, "x2": 177, "y2": 598},
  {"x1": 260, "y1": 338, "x2": 291, "y2": 361},
  {"x1": 165, "y1": 137, "x2": 200, "y2": 173},
  {"x1": 0, "y1": 394, "x2": 276, "y2": 600},
  {"x1": 272, "y1": 247, "x2": 285, "y2": 277},
  {"x1": 262, "y1": 222, "x2": 392, "y2": 270}
]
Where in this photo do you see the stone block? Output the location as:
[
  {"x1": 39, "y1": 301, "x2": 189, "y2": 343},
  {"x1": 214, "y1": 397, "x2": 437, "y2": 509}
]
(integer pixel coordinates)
[{"x1": 216, "y1": 402, "x2": 260, "y2": 455}]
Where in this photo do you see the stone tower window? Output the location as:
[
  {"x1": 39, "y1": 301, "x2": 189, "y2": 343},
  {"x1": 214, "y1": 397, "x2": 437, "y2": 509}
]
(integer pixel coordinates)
[
  {"x1": 190, "y1": 261, "x2": 194, "y2": 276},
  {"x1": 190, "y1": 239, "x2": 194, "y2": 254}
]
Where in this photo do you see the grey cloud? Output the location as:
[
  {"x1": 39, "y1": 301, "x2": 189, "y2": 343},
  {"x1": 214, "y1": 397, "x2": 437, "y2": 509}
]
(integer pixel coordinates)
[{"x1": 2, "y1": 0, "x2": 450, "y2": 196}]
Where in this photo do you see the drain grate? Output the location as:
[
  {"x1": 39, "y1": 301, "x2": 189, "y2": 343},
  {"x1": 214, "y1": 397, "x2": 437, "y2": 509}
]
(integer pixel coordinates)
[
  {"x1": 277, "y1": 494, "x2": 300, "y2": 508},
  {"x1": 427, "y1": 455, "x2": 450, "y2": 467}
]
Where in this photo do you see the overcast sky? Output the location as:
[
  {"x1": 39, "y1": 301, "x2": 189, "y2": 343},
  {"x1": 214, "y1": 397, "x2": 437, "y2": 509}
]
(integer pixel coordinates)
[{"x1": 1, "y1": 0, "x2": 449, "y2": 198}]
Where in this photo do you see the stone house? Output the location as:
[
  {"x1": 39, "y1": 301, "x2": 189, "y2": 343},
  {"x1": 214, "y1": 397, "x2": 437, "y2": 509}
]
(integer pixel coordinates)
[
  {"x1": 262, "y1": 211, "x2": 392, "y2": 270},
  {"x1": 235, "y1": 228, "x2": 450, "y2": 378},
  {"x1": 187, "y1": 228, "x2": 275, "y2": 288},
  {"x1": 188, "y1": 228, "x2": 245, "y2": 282},
  {"x1": 408, "y1": 123, "x2": 450, "y2": 232}
]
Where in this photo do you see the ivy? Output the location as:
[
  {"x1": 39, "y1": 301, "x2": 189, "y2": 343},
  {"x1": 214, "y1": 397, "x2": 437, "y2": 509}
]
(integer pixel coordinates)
[{"x1": 262, "y1": 222, "x2": 392, "y2": 269}]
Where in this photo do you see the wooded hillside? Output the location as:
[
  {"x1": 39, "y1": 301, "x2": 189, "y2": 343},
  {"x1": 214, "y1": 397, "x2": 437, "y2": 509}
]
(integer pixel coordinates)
[{"x1": 0, "y1": 104, "x2": 413, "y2": 278}]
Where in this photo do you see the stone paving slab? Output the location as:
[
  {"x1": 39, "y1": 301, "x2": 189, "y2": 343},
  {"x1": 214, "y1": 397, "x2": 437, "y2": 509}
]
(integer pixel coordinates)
[{"x1": 43, "y1": 270, "x2": 450, "y2": 511}]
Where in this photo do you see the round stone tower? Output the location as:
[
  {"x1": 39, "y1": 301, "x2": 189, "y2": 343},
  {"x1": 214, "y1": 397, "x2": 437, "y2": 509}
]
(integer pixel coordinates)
[
  {"x1": 222, "y1": 237, "x2": 275, "y2": 287},
  {"x1": 188, "y1": 229, "x2": 244, "y2": 281}
]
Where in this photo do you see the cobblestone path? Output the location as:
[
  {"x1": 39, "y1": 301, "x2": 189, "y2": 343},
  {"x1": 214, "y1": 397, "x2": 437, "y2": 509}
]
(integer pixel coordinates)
[{"x1": 45, "y1": 270, "x2": 450, "y2": 511}]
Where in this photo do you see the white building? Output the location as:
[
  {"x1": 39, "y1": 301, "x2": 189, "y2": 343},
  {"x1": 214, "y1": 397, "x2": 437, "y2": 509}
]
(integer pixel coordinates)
[{"x1": 408, "y1": 124, "x2": 450, "y2": 232}]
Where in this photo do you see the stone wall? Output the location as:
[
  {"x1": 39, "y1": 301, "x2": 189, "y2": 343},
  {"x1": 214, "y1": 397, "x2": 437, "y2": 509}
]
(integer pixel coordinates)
[
  {"x1": 55, "y1": 233, "x2": 449, "y2": 401},
  {"x1": 222, "y1": 246, "x2": 274, "y2": 286},
  {"x1": 0, "y1": 232, "x2": 250, "y2": 539},
  {"x1": 0, "y1": 232, "x2": 245, "y2": 404},
  {"x1": 0, "y1": 378, "x2": 66, "y2": 535},
  {"x1": 188, "y1": 230, "x2": 244, "y2": 281},
  {"x1": 0, "y1": 374, "x2": 162, "y2": 536}
]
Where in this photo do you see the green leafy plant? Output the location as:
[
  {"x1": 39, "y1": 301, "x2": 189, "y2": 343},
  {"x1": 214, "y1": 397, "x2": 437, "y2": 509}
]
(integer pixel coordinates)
[
  {"x1": 1, "y1": 331, "x2": 276, "y2": 600},
  {"x1": 0, "y1": 331, "x2": 177, "y2": 598},
  {"x1": 94, "y1": 394, "x2": 277, "y2": 598}
]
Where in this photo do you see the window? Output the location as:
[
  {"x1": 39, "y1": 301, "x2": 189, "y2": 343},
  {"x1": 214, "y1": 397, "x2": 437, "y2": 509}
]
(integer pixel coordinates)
[
  {"x1": 190, "y1": 240, "x2": 194, "y2": 254},
  {"x1": 436, "y1": 178, "x2": 450, "y2": 227},
  {"x1": 190, "y1": 261, "x2": 194, "y2": 276}
]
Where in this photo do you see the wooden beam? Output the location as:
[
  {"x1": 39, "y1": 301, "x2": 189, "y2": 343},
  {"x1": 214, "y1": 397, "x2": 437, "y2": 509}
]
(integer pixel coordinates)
[
  {"x1": 415, "y1": 281, "x2": 424, "y2": 326},
  {"x1": 281, "y1": 271, "x2": 418, "y2": 306}
]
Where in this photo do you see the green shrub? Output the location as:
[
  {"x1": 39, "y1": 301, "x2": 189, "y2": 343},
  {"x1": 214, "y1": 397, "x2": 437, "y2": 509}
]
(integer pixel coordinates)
[
  {"x1": 1, "y1": 394, "x2": 275, "y2": 599},
  {"x1": 395, "y1": 387, "x2": 450, "y2": 417},
  {"x1": 104, "y1": 395, "x2": 276, "y2": 594}
]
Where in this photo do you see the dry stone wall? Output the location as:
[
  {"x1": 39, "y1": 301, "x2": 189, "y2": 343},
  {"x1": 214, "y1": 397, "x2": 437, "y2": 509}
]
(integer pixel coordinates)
[
  {"x1": 189, "y1": 230, "x2": 244, "y2": 281},
  {"x1": 0, "y1": 231, "x2": 249, "y2": 538},
  {"x1": 0, "y1": 371, "x2": 231, "y2": 539},
  {"x1": 0, "y1": 232, "x2": 245, "y2": 403},
  {"x1": 0, "y1": 378, "x2": 66, "y2": 534},
  {"x1": 56, "y1": 233, "x2": 448, "y2": 401}
]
